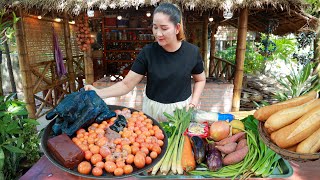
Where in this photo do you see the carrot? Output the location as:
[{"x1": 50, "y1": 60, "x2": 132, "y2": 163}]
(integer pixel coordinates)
[
  {"x1": 181, "y1": 135, "x2": 196, "y2": 172},
  {"x1": 222, "y1": 146, "x2": 249, "y2": 165},
  {"x1": 215, "y1": 142, "x2": 237, "y2": 154},
  {"x1": 236, "y1": 139, "x2": 247, "y2": 151},
  {"x1": 215, "y1": 132, "x2": 245, "y2": 146}
]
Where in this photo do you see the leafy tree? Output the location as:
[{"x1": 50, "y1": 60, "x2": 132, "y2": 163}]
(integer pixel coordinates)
[{"x1": 0, "y1": 8, "x2": 19, "y2": 97}]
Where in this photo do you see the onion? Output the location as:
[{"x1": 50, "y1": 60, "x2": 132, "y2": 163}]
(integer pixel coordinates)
[{"x1": 209, "y1": 121, "x2": 230, "y2": 141}]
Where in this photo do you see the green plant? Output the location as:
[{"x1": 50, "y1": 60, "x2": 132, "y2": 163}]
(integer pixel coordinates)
[
  {"x1": 0, "y1": 94, "x2": 41, "y2": 180},
  {"x1": 274, "y1": 62, "x2": 320, "y2": 101},
  {"x1": 216, "y1": 42, "x2": 265, "y2": 74}
]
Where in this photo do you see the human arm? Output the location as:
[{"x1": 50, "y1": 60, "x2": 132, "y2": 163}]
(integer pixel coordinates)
[
  {"x1": 84, "y1": 70, "x2": 144, "y2": 98},
  {"x1": 189, "y1": 71, "x2": 206, "y2": 108}
]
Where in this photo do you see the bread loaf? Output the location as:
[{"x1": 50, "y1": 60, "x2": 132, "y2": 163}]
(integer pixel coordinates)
[
  {"x1": 265, "y1": 99, "x2": 320, "y2": 132},
  {"x1": 271, "y1": 105, "x2": 320, "y2": 149},
  {"x1": 296, "y1": 128, "x2": 320, "y2": 153},
  {"x1": 254, "y1": 90, "x2": 318, "y2": 121}
]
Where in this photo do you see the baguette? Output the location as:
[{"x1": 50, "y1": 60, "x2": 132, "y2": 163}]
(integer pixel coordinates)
[
  {"x1": 271, "y1": 105, "x2": 320, "y2": 149},
  {"x1": 254, "y1": 90, "x2": 318, "y2": 121},
  {"x1": 265, "y1": 99, "x2": 320, "y2": 132},
  {"x1": 285, "y1": 144, "x2": 298, "y2": 152},
  {"x1": 296, "y1": 128, "x2": 320, "y2": 153}
]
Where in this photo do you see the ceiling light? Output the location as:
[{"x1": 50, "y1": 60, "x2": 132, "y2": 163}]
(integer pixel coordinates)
[
  {"x1": 54, "y1": 18, "x2": 62, "y2": 22},
  {"x1": 37, "y1": 16, "x2": 42, "y2": 19},
  {"x1": 87, "y1": 10, "x2": 94, "y2": 17},
  {"x1": 146, "y1": 12, "x2": 151, "y2": 17},
  {"x1": 209, "y1": 17, "x2": 214, "y2": 22},
  {"x1": 223, "y1": 9, "x2": 233, "y2": 19},
  {"x1": 117, "y1": 15, "x2": 122, "y2": 20}
]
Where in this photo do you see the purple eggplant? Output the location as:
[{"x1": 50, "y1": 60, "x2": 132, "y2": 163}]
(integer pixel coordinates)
[{"x1": 206, "y1": 143, "x2": 222, "y2": 171}]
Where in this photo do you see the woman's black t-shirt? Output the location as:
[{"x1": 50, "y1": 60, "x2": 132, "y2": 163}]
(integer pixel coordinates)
[{"x1": 131, "y1": 41, "x2": 204, "y2": 104}]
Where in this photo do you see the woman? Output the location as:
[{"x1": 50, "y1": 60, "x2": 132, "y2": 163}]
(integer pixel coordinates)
[{"x1": 85, "y1": 3, "x2": 206, "y2": 121}]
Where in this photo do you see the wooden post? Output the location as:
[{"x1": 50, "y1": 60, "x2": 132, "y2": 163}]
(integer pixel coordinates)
[
  {"x1": 209, "y1": 22, "x2": 219, "y2": 77},
  {"x1": 232, "y1": 8, "x2": 248, "y2": 112},
  {"x1": 15, "y1": 8, "x2": 36, "y2": 118},
  {"x1": 84, "y1": 48, "x2": 94, "y2": 84},
  {"x1": 202, "y1": 13, "x2": 209, "y2": 77},
  {"x1": 63, "y1": 11, "x2": 76, "y2": 92}
]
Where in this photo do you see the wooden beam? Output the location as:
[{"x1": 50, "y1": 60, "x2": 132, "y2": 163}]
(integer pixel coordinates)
[
  {"x1": 15, "y1": 8, "x2": 37, "y2": 118},
  {"x1": 232, "y1": 8, "x2": 248, "y2": 112},
  {"x1": 202, "y1": 13, "x2": 209, "y2": 77},
  {"x1": 84, "y1": 48, "x2": 94, "y2": 84},
  {"x1": 63, "y1": 11, "x2": 76, "y2": 92},
  {"x1": 209, "y1": 22, "x2": 219, "y2": 76}
]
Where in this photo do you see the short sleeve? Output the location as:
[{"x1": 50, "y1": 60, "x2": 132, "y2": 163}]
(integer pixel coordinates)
[
  {"x1": 131, "y1": 48, "x2": 147, "y2": 75},
  {"x1": 191, "y1": 48, "x2": 204, "y2": 74}
]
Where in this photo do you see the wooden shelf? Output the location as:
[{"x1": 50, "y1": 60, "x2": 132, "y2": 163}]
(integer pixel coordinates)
[
  {"x1": 104, "y1": 27, "x2": 151, "y2": 30},
  {"x1": 105, "y1": 50, "x2": 141, "y2": 53},
  {"x1": 106, "y1": 40, "x2": 154, "y2": 43},
  {"x1": 106, "y1": 60, "x2": 134, "y2": 63}
]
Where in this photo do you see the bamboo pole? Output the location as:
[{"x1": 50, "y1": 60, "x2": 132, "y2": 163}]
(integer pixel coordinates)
[
  {"x1": 202, "y1": 13, "x2": 209, "y2": 77},
  {"x1": 232, "y1": 8, "x2": 248, "y2": 112},
  {"x1": 209, "y1": 22, "x2": 219, "y2": 77},
  {"x1": 63, "y1": 11, "x2": 76, "y2": 92},
  {"x1": 84, "y1": 48, "x2": 94, "y2": 84},
  {"x1": 15, "y1": 8, "x2": 36, "y2": 118}
]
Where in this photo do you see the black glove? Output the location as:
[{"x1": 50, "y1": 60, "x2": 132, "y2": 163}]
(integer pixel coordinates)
[{"x1": 46, "y1": 89, "x2": 116, "y2": 136}]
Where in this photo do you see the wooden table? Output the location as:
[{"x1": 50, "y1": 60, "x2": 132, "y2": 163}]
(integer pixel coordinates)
[{"x1": 20, "y1": 155, "x2": 320, "y2": 180}]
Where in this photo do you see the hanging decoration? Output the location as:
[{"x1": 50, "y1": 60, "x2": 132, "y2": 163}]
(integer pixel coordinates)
[
  {"x1": 259, "y1": 19, "x2": 278, "y2": 58},
  {"x1": 52, "y1": 26, "x2": 67, "y2": 77},
  {"x1": 74, "y1": 14, "x2": 94, "y2": 52},
  {"x1": 223, "y1": 0, "x2": 233, "y2": 19}
]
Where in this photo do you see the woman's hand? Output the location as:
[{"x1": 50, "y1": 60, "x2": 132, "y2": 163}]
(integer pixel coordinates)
[{"x1": 84, "y1": 85, "x2": 97, "y2": 91}]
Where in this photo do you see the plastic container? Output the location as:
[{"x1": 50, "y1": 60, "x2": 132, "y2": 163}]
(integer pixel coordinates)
[{"x1": 192, "y1": 110, "x2": 234, "y2": 124}]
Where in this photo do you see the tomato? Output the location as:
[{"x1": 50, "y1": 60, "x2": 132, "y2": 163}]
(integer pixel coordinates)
[
  {"x1": 95, "y1": 161, "x2": 105, "y2": 169},
  {"x1": 77, "y1": 161, "x2": 91, "y2": 175},
  {"x1": 123, "y1": 165, "x2": 133, "y2": 174},
  {"x1": 100, "y1": 146, "x2": 111, "y2": 158},
  {"x1": 90, "y1": 145, "x2": 100, "y2": 154},
  {"x1": 92, "y1": 167, "x2": 103, "y2": 176},
  {"x1": 145, "y1": 156, "x2": 152, "y2": 165},
  {"x1": 150, "y1": 151, "x2": 158, "y2": 159},
  {"x1": 104, "y1": 161, "x2": 117, "y2": 173},
  {"x1": 105, "y1": 154, "x2": 115, "y2": 162},
  {"x1": 76, "y1": 128, "x2": 86, "y2": 135},
  {"x1": 91, "y1": 154, "x2": 102, "y2": 165},
  {"x1": 96, "y1": 137, "x2": 108, "y2": 147},
  {"x1": 114, "y1": 167, "x2": 124, "y2": 176},
  {"x1": 152, "y1": 145, "x2": 161, "y2": 155},
  {"x1": 155, "y1": 132, "x2": 164, "y2": 140},
  {"x1": 116, "y1": 160, "x2": 125, "y2": 168},
  {"x1": 84, "y1": 150, "x2": 93, "y2": 160},
  {"x1": 125, "y1": 154, "x2": 134, "y2": 164},
  {"x1": 134, "y1": 153, "x2": 145, "y2": 168}
]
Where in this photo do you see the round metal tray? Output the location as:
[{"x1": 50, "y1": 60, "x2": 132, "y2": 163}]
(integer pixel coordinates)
[{"x1": 41, "y1": 105, "x2": 168, "y2": 179}]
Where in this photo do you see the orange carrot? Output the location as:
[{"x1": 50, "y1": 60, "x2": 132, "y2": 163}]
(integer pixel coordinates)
[{"x1": 181, "y1": 135, "x2": 196, "y2": 172}]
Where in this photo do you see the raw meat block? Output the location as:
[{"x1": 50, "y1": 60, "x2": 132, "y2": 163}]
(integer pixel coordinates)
[{"x1": 47, "y1": 133, "x2": 84, "y2": 169}]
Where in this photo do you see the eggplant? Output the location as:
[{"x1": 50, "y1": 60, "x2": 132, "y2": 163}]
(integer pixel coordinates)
[
  {"x1": 109, "y1": 115, "x2": 127, "y2": 133},
  {"x1": 190, "y1": 136, "x2": 206, "y2": 164},
  {"x1": 206, "y1": 143, "x2": 222, "y2": 171}
]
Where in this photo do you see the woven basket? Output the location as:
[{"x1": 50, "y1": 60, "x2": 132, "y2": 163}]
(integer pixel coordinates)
[{"x1": 258, "y1": 122, "x2": 320, "y2": 162}]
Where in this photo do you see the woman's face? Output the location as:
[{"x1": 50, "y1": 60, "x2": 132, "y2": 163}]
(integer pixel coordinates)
[{"x1": 152, "y1": 12, "x2": 180, "y2": 47}]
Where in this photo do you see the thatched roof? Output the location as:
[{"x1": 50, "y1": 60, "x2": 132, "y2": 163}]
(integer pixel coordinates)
[
  {"x1": 2, "y1": 0, "x2": 318, "y2": 35},
  {"x1": 2, "y1": 0, "x2": 308, "y2": 13}
]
